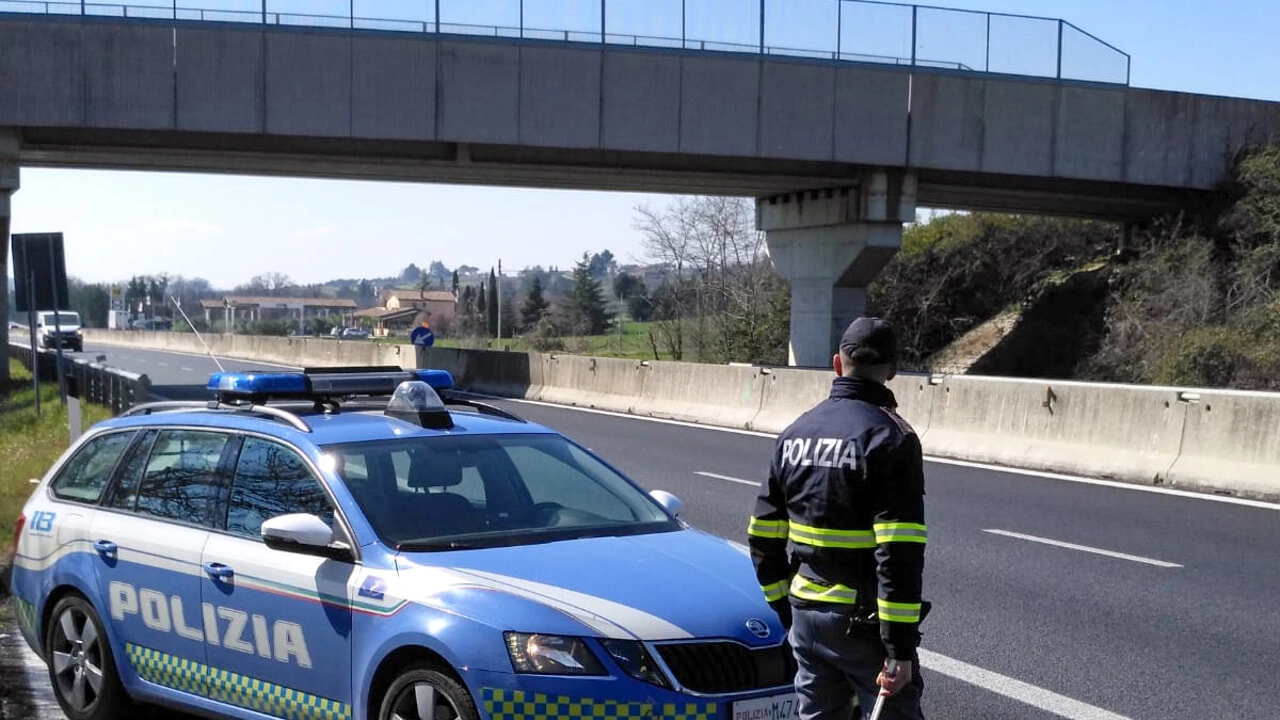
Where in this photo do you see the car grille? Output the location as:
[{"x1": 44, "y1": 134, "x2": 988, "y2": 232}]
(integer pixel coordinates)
[{"x1": 654, "y1": 641, "x2": 795, "y2": 694}]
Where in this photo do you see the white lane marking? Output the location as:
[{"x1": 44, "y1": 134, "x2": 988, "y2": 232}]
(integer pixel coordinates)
[
  {"x1": 467, "y1": 394, "x2": 1280, "y2": 511},
  {"x1": 983, "y1": 529, "x2": 1182, "y2": 568},
  {"x1": 134, "y1": 359, "x2": 146, "y2": 364},
  {"x1": 931, "y1": 457, "x2": 1280, "y2": 511},
  {"x1": 694, "y1": 471, "x2": 761, "y2": 488},
  {"x1": 919, "y1": 649, "x2": 1134, "y2": 720},
  {"x1": 180, "y1": 367, "x2": 194, "y2": 372},
  {"x1": 157, "y1": 362, "x2": 169, "y2": 367}
]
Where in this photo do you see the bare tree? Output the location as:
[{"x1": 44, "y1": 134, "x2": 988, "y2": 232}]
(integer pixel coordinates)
[{"x1": 634, "y1": 196, "x2": 785, "y2": 364}]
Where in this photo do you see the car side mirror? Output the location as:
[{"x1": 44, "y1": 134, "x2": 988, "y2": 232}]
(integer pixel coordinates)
[
  {"x1": 649, "y1": 490, "x2": 682, "y2": 517},
  {"x1": 261, "y1": 513, "x2": 352, "y2": 561}
]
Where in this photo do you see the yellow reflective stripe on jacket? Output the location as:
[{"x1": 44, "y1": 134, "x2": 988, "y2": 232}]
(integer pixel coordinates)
[
  {"x1": 876, "y1": 599, "x2": 922, "y2": 623},
  {"x1": 788, "y1": 521, "x2": 876, "y2": 549},
  {"x1": 748, "y1": 517, "x2": 789, "y2": 540},
  {"x1": 873, "y1": 522, "x2": 928, "y2": 544},
  {"x1": 790, "y1": 576, "x2": 859, "y2": 604},
  {"x1": 761, "y1": 579, "x2": 789, "y2": 602}
]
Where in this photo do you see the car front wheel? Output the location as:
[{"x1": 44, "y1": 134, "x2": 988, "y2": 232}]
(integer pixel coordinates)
[
  {"x1": 378, "y1": 663, "x2": 479, "y2": 720},
  {"x1": 44, "y1": 594, "x2": 132, "y2": 720}
]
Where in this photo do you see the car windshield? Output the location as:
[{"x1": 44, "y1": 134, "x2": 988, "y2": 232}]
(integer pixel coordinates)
[
  {"x1": 324, "y1": 433, "x2": 678, "y2": 550},
  {"x1": 40, "y1": 312, "x2": 79, "y2": 325}
]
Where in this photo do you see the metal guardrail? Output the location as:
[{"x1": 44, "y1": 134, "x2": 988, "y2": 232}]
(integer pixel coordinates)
[
  {"x1": 0, "y1": 0, "x2": 1131, "y2": 84},
  {"x1": 9, "y1": 343, "x2": 152, "y2": 415}
]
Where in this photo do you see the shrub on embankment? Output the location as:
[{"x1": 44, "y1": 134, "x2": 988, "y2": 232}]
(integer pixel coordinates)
[
  {"x1": 868, "y1": 144, "x2": 1280, "y2": 391},
  {"x1": 0, "y1": 360, "x2": 112, "y2": 587}
]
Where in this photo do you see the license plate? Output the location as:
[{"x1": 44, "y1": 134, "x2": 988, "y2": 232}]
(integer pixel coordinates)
[{"x1": 731, "y1": 692, "x2": 799, "y2": 720}]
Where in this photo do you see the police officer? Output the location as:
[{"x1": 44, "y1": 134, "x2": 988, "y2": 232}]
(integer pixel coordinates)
[{"x1": 748, "y1": 317, "x2": 928, "y2": 720}]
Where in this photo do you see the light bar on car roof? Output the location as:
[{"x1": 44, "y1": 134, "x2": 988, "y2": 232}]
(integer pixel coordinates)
[{"x1": 208, "y1": 366, "x2": 454, "y2": 403}]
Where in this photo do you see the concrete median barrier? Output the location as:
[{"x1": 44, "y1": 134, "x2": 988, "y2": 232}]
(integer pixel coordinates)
[
  {"x1": 77, "y1": 330, "x2": 1280, "y2": 500},
  {"x1": 632, "y1": 361, "x2": 767, "y2": 428},
  {"x1": 923, "y1": 376, "x2": 1187, "y2": 485},
  {"x1": 460, "y1": 349, "x2": 545, "y2": 399},
  {"x1": 1166, "y1": 390, "x2": 1280, "y2": 500},
  {"x1": 751, "y1": 367, "x2": 829, "y2": 433},
  {"x1": 537, "y1": 355, "x2": 644, "y2": 413}
]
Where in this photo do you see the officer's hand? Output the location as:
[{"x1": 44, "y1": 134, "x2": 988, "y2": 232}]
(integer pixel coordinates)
[
  {"x1": 876, "y1": 659, "x2": 913, "y2": 697},
  {"x1": 768, "y1": 599, "x2": 792, "y2": 631}
]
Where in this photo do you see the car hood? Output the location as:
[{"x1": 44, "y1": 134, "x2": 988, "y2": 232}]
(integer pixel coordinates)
[{"x1": 395, "y1": 529, "x2": 783, "y2": 645}]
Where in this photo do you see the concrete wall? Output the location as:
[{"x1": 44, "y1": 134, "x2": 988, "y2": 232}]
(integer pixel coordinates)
[
  {"x1": 84, "y1": 330, "x2": 1280, "y2": 501},
  {"x1": 4, "y1": 16, "x2": 1280, "y2": 197}
]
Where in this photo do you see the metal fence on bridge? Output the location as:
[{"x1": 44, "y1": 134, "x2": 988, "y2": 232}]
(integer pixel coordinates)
[
  {"x1": 0, "y1": 0, "x2": 1131, "y2": 84},
  {"x1": 9, "y1": 343, "x2": 152, "y2": 415}
]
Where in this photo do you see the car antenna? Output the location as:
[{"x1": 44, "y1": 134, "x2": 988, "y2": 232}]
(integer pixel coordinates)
[{"x1": 171, "y1": 297, "x2": 225, "y2": 373}]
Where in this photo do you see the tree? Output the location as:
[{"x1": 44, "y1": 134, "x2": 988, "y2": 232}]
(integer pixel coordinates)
[
  {"x1": 456, "y1": 264, "x2": 479, "y2": 276},
  {"x1": 451, "y1": 270, "x2": 459, "y2": 296},
  {"x1": 501, "y1": 293, "x2": 517, "y2": 340},
  {"x1": 428, "y1": 260, "x2": 451, "y2": 287},
  {"x1": 244, "y1": 272, "x2": 291, "y2": 296},
  {"x1": 521, "y1": 275, "x2": 550, "y2": 330},
  {"x1": 69, "y1": 280, "x2": 110, "y2": 328},
  {"x1": 418, "y1": 274, "x2": 432, "y2": 293},
  {"x1": 486, "y1": 268, "x2": 499, "y2": 337},
  {"x1": 566, "y1": 253, "x2": 611, "y2": 335},
  {"x1": 588, "y1": 250, "x2": 616, "y2": 280},
  {"x1": 400, "y1": 263, "x2": 423, "y2": 284},
  {"x1": 635, "y1": 196, "x2": 773, "y2": 362},
  {"x1": 476, "y1": 281, "x2": 487, "y2": 317}
]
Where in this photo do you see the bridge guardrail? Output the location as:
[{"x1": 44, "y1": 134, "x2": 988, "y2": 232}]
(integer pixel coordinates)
[
  {"x1": 9, "y1": 342, "x2": 151, "y2": 414},
  {"x1": 0, "y1": 0, "x2": 1130, "y2": 85}
]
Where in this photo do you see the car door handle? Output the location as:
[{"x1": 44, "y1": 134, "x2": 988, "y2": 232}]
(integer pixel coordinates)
[
  {"x1": 203, "y1": 562, "x2": 234, "y2": 581},
  {"x1": 92, "y1": 540, "x2": 117, "y2": 558}
]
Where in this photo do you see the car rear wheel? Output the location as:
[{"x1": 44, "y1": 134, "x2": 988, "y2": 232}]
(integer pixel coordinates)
[
  {"x1": 378, "y1": 663, "x2": 479, "y2": 720},
  {"x1": 45, "y1": 595, "x2": 132, "y2": 720}
]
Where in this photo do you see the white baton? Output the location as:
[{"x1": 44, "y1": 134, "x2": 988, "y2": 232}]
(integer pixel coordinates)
[{"x1": 867, "y1": 660, "x2": 899, "y2": 720}]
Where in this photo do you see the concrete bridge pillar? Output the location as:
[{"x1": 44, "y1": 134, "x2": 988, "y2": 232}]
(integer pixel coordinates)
[
  {"x1": 0, "y1": 132, "x2": 19, "y2": 390},
  {"x1": 758, "y1": 170, "x2": 916, "y2": 368}
]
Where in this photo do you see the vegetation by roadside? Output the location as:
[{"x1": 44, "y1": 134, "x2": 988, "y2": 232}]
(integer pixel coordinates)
[{"x1": 0, "y1": 360, "x2": 112, "y2": 566}]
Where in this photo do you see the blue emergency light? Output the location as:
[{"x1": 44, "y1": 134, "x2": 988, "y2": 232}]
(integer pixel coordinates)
[{"x1": 208, "y1": 366, "x2": 454, "y2": 403}]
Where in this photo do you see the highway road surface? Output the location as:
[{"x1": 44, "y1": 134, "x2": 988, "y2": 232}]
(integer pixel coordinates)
[{"x1": 5, "y1": 342, "x2": 1279, "y2": 720}]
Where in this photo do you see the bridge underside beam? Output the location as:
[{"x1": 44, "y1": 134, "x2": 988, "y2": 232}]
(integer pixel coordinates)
[
  {"x1": 15, "y1": 128, "x2": 1191, "y2": 221},
  {"x1": 759, "y1": 171, "x2": 916, "y2": 368}
]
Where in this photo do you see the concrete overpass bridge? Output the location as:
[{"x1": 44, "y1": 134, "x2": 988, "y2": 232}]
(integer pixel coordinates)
[{"x1": 1, "y1": 1, "x2": 1279, "y2": 367}]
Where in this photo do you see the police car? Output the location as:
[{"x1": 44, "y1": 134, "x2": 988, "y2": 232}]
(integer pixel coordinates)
[{"x1": 9, "y1": 366, "x2": 797, "y2": 720}]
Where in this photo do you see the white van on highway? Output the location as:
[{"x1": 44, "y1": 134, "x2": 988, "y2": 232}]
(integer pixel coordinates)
[{"x1": 33, "y1": 310, "x2": 83, "y2": 352}]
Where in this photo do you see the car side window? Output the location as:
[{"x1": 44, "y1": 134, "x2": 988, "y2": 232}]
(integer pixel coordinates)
[
  {"x1": 227, "y1": 437, "x2": 335, "y2": 539},
  {"x1": 50, "y1": 431, "x2": 135, "y2": 504},
  {"x1": 107, "y1": 430, "x2": 158, "y2": 511},
  {"x1": 135, "y1": 430, "x2": 230, "y2": 525}
]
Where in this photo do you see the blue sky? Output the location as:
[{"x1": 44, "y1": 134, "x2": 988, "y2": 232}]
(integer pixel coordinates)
[{"x1": 8, "y1": 0, "x2": 1280, "y2": 289}]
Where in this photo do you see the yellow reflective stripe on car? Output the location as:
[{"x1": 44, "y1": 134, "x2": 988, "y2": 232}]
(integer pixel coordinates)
[
  {"x1": 873, "y1": 522, "x2": 928, "y2": 544},
  {"x1": 761, "y1": 579, "x2": 789, "y2": 602},
  {"x1": 790, "y1": 576, "x2": 859, "y2": 604},
  {"x1": 876, "y1": 599, "x2": 922, "y2": 623},
  {"x1": 747, "y1": 517, "x2": 789, "y2": 539},
  {"x1": 788, "y1": 521, "x2": 876, "y2": 549}
]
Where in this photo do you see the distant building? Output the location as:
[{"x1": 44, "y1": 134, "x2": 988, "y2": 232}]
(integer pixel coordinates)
[
  {"x1": 354, "y1": 289, "x2": 457, "y2": 337},
  {"x1": 200, "y1": 296, "x2": 357, "y2": 328}
]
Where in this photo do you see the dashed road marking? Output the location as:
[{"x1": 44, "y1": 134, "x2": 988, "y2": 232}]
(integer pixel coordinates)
[{"x1": 983, "y1": 529, "x2": 1182, "y2": 568}]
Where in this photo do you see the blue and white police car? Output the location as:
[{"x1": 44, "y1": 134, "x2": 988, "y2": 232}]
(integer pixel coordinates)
[{"x1": 9, "y1": 367, "x2": 797, "y2": 720}]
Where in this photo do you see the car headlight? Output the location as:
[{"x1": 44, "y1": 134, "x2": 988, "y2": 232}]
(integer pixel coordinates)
[
  {"x1": 599, "y1": 639, "x2": 671, "y2": 688},
  {"x1": 505, "y1": 633, "x2": 605, "y2": 675},
  {"x1": 75, "y1": 330, "x2": 83, "y2": 337}
]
